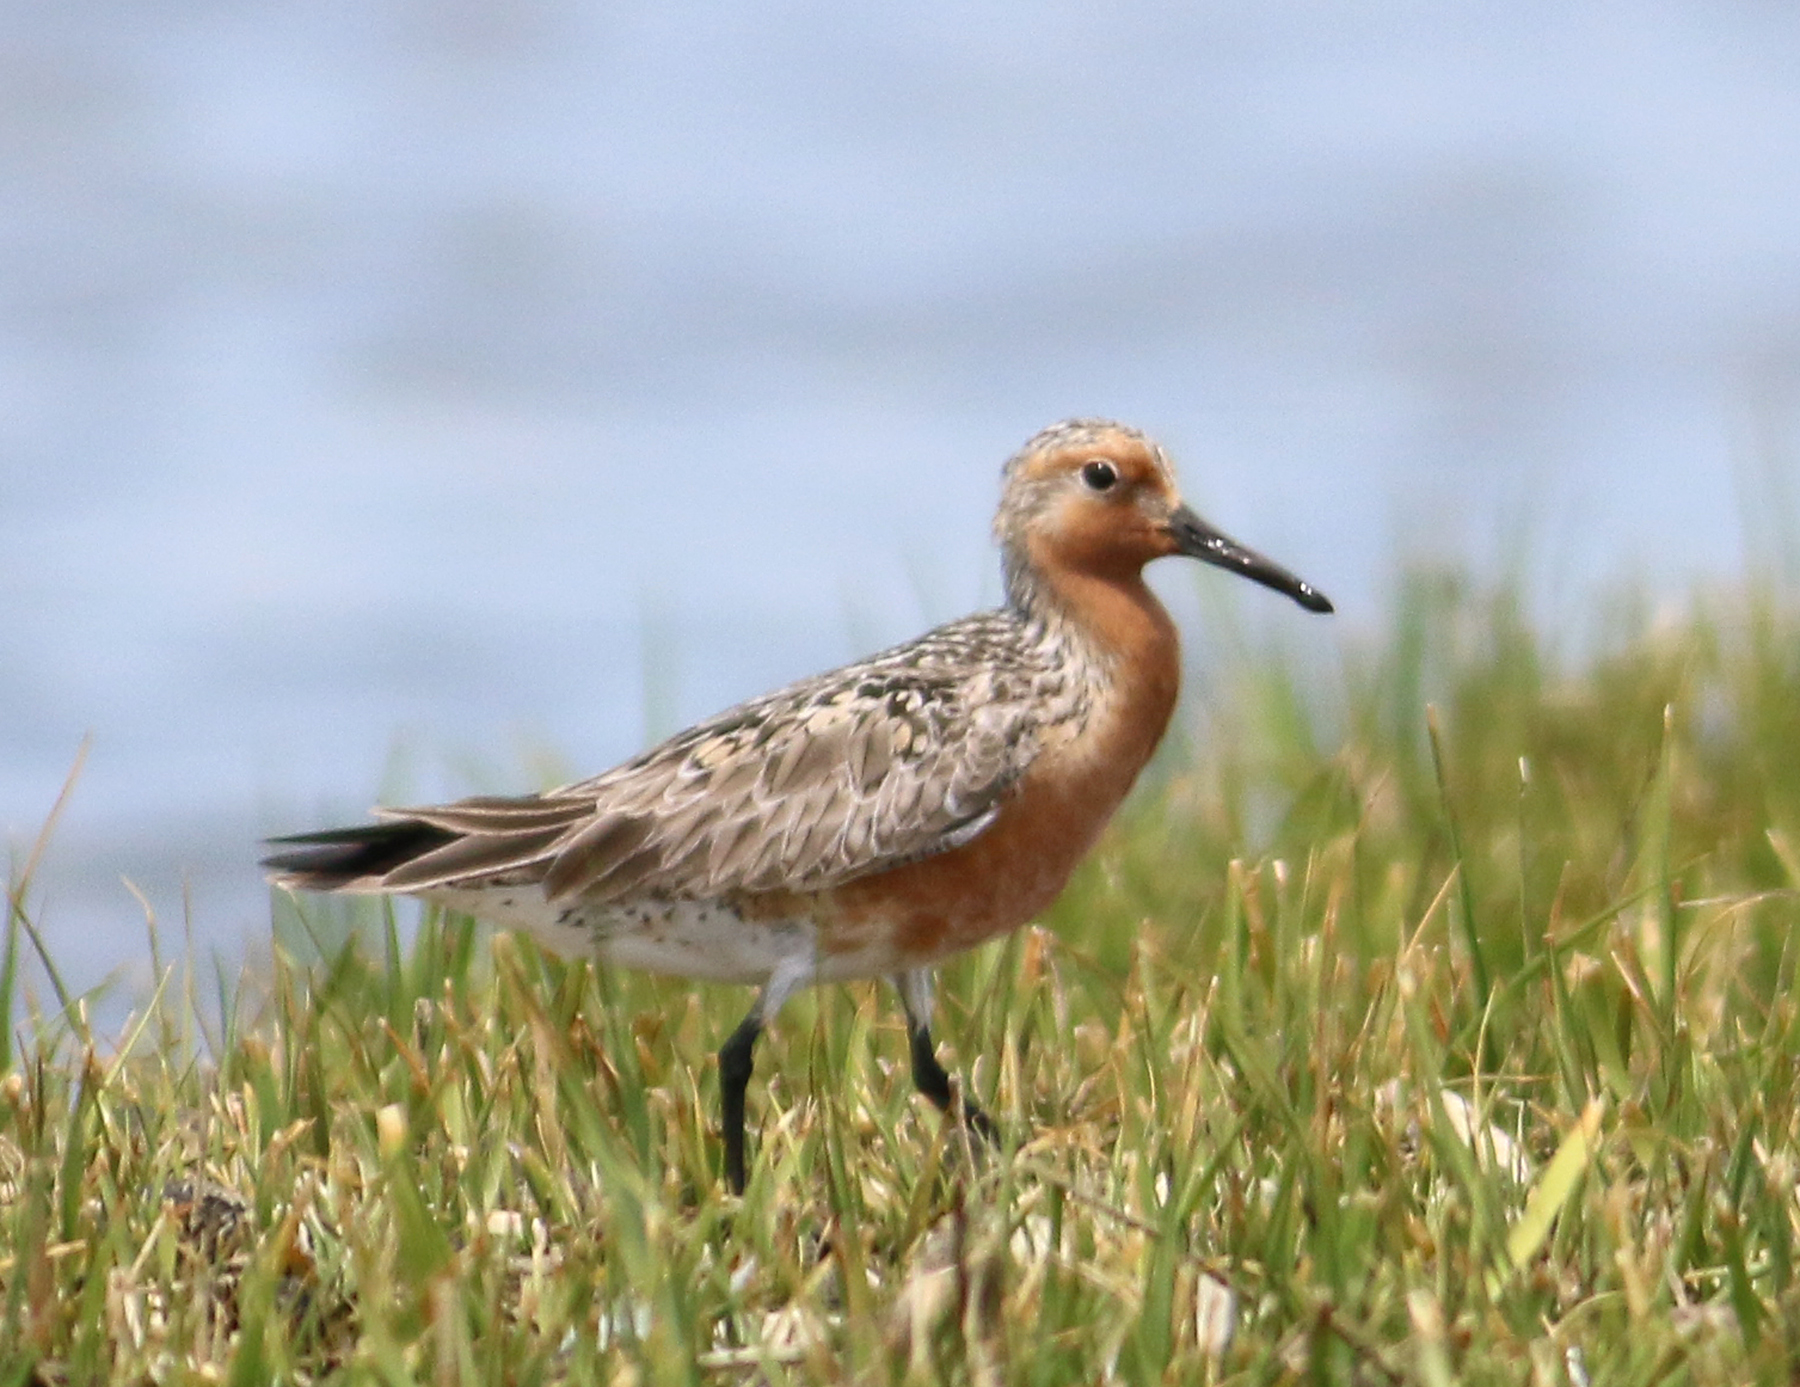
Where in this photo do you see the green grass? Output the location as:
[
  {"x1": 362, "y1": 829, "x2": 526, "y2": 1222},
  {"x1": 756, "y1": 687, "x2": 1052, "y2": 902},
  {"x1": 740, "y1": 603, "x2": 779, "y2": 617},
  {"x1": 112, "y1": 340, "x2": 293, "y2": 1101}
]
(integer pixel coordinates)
[{"x1": 8, "y1": 569, "x2": 1800, "y2": 1383}]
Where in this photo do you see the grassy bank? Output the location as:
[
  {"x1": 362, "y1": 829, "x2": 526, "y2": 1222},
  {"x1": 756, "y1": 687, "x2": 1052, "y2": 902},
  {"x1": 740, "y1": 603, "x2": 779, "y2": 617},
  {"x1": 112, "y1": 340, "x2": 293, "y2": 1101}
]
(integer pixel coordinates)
[{"x1": 6, "y1": 571, "x2": 1800, "y2": 1383}]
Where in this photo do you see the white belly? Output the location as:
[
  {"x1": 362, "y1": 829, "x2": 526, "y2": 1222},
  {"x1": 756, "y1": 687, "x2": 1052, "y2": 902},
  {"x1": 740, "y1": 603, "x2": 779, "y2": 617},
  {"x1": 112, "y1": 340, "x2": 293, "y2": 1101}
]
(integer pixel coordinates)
[{"x1": 424, "y1": 886, "x2": 897, "y2": 986}]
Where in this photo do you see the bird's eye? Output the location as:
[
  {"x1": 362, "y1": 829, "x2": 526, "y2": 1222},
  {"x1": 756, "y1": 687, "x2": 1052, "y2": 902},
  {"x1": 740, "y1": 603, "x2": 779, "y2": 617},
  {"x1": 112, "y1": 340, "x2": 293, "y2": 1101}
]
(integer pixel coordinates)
[{"x1": 1080, "y1": 459, "x2": 1119, "y2": 492}]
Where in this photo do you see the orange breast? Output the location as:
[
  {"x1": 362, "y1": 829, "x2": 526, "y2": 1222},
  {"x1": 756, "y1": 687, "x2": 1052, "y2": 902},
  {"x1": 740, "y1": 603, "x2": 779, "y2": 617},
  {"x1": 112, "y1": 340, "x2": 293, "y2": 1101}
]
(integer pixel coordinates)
[
  {"x1": 822, "y1": 759, "x2": 1131, "y2": 963},
  {"x1": 821, "y1": 575, "x2": 1182, "y2": 965}
]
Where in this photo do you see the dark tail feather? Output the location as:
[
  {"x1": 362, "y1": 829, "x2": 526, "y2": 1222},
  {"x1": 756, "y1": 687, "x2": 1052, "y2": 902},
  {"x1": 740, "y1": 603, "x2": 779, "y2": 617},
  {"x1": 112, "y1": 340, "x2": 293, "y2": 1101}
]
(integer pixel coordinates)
[{"x1": 262, "y1": 820, "x2": 458, "y2": 891}]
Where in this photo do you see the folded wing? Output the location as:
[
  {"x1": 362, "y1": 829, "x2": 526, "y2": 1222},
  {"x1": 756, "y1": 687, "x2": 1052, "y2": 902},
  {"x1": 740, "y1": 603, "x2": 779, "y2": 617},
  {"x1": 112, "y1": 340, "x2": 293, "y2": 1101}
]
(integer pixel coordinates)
[{"x1": 264, "y1": 617, "x2": 1045, "y2": 902}]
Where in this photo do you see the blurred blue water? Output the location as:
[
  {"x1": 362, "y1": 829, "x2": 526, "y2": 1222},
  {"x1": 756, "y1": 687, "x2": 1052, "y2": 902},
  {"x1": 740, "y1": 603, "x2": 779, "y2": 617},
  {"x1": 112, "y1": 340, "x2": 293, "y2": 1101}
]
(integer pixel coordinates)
[{"x1": 4, "y1": 0, "x2": 1799, "y2": 1011}]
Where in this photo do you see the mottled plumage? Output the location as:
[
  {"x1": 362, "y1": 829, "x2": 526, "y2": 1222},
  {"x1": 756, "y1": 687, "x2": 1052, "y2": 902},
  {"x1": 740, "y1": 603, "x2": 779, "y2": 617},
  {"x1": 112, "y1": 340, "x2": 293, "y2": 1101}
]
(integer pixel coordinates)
[
  {"x1": 265, "y1": 418, "x2": 1332, "y2": 1191},
  {"x1": 376, "y1": 612, "x2": 1075, "y2": 904}
]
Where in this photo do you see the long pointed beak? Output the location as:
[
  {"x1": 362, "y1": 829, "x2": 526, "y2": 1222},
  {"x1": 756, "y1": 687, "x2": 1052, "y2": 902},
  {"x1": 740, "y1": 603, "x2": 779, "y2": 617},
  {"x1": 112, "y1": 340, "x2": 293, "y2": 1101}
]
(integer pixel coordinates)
[{"x1": 1168, "y1": 504, "x2": 1333, "y2": 613}]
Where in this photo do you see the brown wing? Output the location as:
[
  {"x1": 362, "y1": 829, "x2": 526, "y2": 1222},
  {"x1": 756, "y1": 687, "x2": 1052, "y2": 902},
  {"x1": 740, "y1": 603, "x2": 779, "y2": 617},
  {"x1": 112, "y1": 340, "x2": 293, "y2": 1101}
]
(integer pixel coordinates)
[{"x1": 353, "y1": 615, "x2": 1050, "y2": 902}]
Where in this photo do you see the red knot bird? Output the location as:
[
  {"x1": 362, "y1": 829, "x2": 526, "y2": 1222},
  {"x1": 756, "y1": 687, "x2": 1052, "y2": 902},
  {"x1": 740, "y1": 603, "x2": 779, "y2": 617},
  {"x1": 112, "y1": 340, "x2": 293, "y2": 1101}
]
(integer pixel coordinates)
[{"x1": 264, "y1": 418, "x2": 1332, "y2": 1191}]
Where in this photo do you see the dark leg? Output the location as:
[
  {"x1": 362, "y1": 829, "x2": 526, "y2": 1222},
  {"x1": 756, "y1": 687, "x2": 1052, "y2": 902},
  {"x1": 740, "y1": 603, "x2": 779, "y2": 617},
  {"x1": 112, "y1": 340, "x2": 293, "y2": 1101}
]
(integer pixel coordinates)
[
  {"x1": 893, "y1": 969, "x2": 996, "y2": 1142},
  {"x1": 908, "y1": 1015, "x2": 998, "y2": 1141},
  {"x1": 717, "y1": 959, "x2": 812, "y2": 1194},
  {"x1": 718, "y1": 1011, "x2": 761, "y2": 1195},
  {"x1": 907, "y1": 1021, "x2": 956, "y2": 1111}
]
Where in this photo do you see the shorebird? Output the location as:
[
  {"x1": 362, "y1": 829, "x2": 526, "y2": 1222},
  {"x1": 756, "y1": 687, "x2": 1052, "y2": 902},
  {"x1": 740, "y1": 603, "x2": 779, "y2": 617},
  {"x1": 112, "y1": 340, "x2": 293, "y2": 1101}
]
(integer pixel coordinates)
[{"x1": 264, "y1": 419, "x2": 1331, "y2": 1191}]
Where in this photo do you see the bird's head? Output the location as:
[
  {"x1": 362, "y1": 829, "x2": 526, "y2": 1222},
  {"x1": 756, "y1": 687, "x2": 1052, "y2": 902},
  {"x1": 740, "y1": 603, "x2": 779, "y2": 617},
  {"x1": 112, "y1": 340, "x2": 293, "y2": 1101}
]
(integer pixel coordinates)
[{"x1": 995, "y1": 418, "x2": 1333, "y2": 614}]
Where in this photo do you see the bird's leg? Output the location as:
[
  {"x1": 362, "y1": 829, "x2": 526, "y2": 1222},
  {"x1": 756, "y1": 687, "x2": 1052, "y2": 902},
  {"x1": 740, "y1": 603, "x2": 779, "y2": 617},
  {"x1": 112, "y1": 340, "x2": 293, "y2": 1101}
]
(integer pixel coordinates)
[
  {"x1": 719, "y1": 954, "x2": 813, "y2": 1194},
  {"x1": 893, "y1": 969, "x2": 996, "y2": 1142},
  {"x1": 717, "y1": 1010, "x2": 761, "y2": 1195}
]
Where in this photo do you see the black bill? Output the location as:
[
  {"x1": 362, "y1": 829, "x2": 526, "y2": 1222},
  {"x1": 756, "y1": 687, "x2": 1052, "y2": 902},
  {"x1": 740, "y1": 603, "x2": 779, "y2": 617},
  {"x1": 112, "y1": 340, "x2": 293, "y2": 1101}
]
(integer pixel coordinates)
[{"x1": 1168, "y1": 504, "x2": 1333, "y2": 613}]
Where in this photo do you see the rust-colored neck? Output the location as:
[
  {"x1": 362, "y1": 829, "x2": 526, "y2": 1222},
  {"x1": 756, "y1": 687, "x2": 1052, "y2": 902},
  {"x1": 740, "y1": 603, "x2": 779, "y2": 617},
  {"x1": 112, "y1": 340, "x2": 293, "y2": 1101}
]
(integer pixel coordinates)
[
  {"x1": 1017, "y1": 535, "x2": 1183, "y2": 775},
  {"x1": 831, "y1": 543, "x2": 1186, "y2": 966}
]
